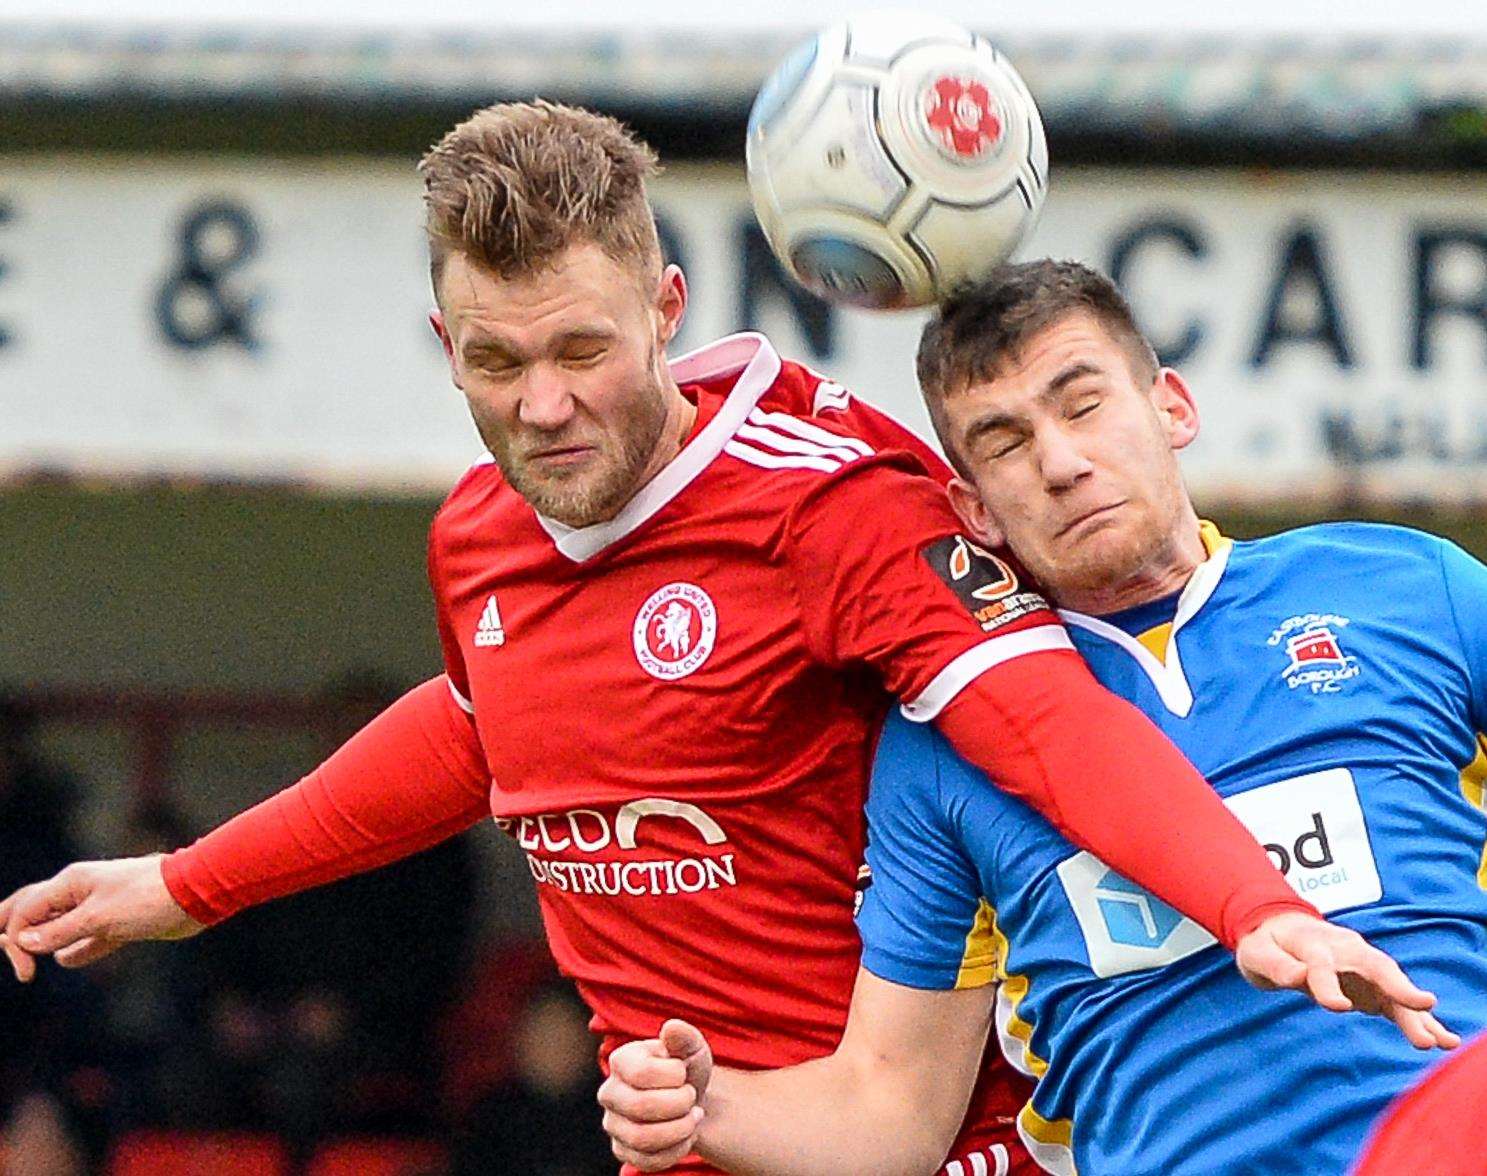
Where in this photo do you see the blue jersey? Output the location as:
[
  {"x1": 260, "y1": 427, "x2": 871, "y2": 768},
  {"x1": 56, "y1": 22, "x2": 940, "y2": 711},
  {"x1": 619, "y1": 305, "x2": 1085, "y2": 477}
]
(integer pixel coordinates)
[{"x1": 859, "y1": 522, "x2": 1487, "y2": 1175}]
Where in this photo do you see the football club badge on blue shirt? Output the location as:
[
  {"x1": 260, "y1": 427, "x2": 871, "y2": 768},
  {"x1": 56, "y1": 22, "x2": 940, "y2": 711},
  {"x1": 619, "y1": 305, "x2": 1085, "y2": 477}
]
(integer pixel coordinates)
[{"x1": 1268, "y1": 612, "x2": 1361, "y2": 693}]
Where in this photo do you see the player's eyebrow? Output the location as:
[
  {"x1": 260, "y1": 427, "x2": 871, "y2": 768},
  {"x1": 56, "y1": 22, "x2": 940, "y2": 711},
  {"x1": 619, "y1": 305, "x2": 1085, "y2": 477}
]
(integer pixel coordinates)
[
  {"x1": 1041, "y1": 361, "x2": 1102, "y2": 398},
  {"x1": 554, "y1": 325, "x2": 620, "y2": 347},
  {"x1": 461, "y1": 324, "x2": 616, "y2": 362},
  {"x1": 961, "y1": 408, "x2": 1023, "y2": 446},
  {"x1": 459, "y1": 333, "x2": 518, "y2": 362}
]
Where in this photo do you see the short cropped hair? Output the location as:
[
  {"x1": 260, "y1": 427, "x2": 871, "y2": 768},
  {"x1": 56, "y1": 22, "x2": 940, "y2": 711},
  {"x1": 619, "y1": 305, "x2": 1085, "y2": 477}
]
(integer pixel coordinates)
[
  {"x1": 916, "y1": 260, "x2": 1159, "y2": 472},
  {"x1": 418, "y1": 100, "x2": 662, "y2": 296}
]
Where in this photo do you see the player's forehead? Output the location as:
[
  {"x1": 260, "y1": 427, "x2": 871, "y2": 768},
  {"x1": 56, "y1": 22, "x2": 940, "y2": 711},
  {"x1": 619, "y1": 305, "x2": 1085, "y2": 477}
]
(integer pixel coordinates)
[
  {"x1": 440, "y1": 245, "x2": 635, "y2": 355},
  {"x1": 953, "y1": 312, "x2": 1127, "y2": 417}
]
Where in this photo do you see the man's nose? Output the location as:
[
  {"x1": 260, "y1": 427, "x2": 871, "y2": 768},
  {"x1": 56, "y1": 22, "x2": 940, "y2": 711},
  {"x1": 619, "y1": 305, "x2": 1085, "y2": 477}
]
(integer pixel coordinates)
[
  {"x1": 1036, "y1": 425, "x2": 1095, "y2": 491},
  {"x1": 517, "y1": 366, "x2": 578, "y2": 432}
]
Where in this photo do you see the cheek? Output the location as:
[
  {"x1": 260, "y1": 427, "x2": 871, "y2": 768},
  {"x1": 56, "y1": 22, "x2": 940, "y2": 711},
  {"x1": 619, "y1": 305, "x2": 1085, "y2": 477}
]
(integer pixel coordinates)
[
  {"x1": 1111, "y1": 416, "x2": 1172, "y2": 478},
  {"x1": 978, "y1": 471, "x2": 1040, "y2": 528},
  {"x1": 460, "y1": 381, "x2": 520, "y2": 436}
]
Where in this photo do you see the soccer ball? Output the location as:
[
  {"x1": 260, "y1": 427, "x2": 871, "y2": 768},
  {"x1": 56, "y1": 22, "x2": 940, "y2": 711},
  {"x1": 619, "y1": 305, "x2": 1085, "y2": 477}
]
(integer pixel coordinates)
[{"x1": 746, "y1": 11, "x2": 1048, "y2": 310}]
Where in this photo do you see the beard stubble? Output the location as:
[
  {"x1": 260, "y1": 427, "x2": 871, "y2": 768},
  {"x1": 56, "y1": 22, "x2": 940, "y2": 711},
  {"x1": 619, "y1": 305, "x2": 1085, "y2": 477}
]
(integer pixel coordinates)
[{"x1": 477, "y1": 356, "x2": 672, "y2": 528}]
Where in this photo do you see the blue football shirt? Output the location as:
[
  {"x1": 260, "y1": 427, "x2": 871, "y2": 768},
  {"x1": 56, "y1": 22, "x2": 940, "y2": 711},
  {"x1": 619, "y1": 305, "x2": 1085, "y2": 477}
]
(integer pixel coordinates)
[{"x1": 859, "y1": 522, "x2": 1487, "y2": 1175}]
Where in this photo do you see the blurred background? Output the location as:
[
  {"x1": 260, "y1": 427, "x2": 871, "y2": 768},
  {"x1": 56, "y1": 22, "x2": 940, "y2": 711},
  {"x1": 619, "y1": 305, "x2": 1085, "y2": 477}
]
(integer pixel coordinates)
[{"x1": 2, "y1": 0, "x2": 1486, "y2": 1172}]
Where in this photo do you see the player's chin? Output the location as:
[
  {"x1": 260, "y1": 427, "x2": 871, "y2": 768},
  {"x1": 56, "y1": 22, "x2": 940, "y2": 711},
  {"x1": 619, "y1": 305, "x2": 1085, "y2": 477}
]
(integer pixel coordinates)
[
  {"x1": 1035, "y1": 541, "x2": 1133, "y2": 602},
  {"x1": 519, "y1": 468, "x2": 611, "y2": 516},
  {"x1": 1061, "y1": 518, "x2": 1146, "y2": 571}
]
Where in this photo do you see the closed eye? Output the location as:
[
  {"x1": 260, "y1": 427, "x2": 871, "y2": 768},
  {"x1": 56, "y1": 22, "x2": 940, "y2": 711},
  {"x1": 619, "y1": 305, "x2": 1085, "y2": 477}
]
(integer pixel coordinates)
[{"x1": 476, "y1": 360, "x2": 521, "y2": 379}]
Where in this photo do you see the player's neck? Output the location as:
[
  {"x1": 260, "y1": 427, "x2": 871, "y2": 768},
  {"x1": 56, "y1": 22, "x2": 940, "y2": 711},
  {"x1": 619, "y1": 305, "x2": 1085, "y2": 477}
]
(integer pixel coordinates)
[
  {"x1": 1056, "y1": 508, "x2": 1207, "y2": 617},
  {"x1": 625, "y1": 375, "x2": 698, "y2": 499}
]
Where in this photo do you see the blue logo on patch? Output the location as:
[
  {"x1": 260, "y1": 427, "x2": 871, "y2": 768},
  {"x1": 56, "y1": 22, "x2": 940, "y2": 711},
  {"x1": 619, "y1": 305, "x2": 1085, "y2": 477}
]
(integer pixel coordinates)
[{"x1": 1094, "y1": 870, "x2": 1184, "y2": 948}]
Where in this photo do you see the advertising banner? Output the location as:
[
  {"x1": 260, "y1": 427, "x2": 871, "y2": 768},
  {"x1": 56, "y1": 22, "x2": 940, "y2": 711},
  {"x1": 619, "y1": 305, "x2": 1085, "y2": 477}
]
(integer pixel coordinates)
[{"x1": 3, "y1": 158, "x2": 1485, "y2": 499}]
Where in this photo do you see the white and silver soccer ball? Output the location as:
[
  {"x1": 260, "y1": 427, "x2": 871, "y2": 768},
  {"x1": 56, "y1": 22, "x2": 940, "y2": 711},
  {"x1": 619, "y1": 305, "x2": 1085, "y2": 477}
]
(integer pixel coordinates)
[{"x1": 746, "y1": 11, "x2": 1049, "y2": 310}]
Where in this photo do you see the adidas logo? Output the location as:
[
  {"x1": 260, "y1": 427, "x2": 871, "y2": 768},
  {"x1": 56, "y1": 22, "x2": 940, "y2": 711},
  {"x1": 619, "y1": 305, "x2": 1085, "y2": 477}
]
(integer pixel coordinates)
[{"x1": 474, "y1": 594, "x2": 506, "y2": 648}]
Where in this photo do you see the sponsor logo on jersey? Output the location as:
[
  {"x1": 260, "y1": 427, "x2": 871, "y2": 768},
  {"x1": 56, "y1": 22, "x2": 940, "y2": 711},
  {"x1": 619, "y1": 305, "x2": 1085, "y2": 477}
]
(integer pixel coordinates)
[
  {"x1": 922, "y1": 535, "x2": 1047, "y2": 632},
  {"x1": 1059, "y1": 768, "x2": 1381, "y2": 977},
  {"x1": 473, "y1": 593, "x2": 506, "y2": 648},
  {"x1": 1091, "y1": 871, "x2": 1185, "y2": 950},
  {"x1": 1267, "y1": 612, "x2": 1361, "y2": 693},
  {"x1": 632, "y1": 582, "x2": 718, "y2": 681},
  {"x1": 494, "y1": 799, "x2": 738, "y2": 898}
]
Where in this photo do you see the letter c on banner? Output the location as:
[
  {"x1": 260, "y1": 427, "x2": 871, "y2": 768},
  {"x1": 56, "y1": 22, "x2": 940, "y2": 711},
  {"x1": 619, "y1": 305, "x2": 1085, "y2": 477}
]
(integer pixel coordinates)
[{"x1": 1108, "y1": 216, "x2": 1208, "y2": 367}]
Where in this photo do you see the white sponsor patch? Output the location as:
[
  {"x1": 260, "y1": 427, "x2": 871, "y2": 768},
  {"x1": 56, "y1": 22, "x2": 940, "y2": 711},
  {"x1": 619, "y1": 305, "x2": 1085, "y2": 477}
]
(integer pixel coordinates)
[{"x1": 1058, "y1": 767, "x2": 1381, "y2": 978}]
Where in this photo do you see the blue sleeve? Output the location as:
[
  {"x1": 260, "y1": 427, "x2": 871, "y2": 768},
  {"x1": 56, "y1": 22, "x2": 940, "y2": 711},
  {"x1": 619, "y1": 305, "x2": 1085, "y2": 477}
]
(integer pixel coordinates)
[
  {"x1": 857, "y1": 714, "x2": 992, "y2": 991},
  {"x1": 1438, "y1": 540, "x2": 1487, "y2": 732}
]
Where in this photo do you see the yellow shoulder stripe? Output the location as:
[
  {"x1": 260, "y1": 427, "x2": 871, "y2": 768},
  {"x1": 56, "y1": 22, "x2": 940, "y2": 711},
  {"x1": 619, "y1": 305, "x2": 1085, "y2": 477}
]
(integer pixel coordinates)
[
  {"x1": 1458, "y1": 733, "x2": 1487, "y2": 890},
  {"x1": 984, "y1": 904, "x2": 1078, "y2": 1170},
  {"x1": 956, "y1": 899, "x2": 999, "y2": 989},
  {"x1": 1020, "y1": 1101, "x2": 1075, "y2": 1148}
]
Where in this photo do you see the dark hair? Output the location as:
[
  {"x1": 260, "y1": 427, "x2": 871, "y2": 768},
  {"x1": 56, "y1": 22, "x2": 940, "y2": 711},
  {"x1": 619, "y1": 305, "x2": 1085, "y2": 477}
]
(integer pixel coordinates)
[{"x1": 916, "y1": 259, "x2": 1159, "y2": 472}]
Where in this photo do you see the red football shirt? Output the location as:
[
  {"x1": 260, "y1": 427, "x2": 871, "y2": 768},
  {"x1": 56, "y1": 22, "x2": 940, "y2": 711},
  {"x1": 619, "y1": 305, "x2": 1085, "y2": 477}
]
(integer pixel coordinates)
[{"x1": 428, "y1": 333, "x2": 1045, "y2": 1172}]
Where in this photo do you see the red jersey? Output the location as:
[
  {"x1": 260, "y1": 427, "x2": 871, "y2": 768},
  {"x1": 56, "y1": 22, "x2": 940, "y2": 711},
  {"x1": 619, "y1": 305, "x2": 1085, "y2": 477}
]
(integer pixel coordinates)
[{"x1": 429, "y1": 333, "x2": 1043, "y2": 1171}]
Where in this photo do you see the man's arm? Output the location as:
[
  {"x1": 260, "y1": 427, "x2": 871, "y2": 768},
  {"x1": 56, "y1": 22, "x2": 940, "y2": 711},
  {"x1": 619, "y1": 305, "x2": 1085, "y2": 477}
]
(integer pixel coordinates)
[
  {"x1": 933, "y1": 666, "x2": 1300, "y2": 949},
  {"x1": 783, "y1": 458, "x2": 1315, "y2": 947},
  {"x1": 925, "y1": 635, "x2": 1455, "y2": 1033},
  {"x1": 783, "y1": 459, "x2": 1458, "y2": 1018},
  {"x1": 0, "y1": 675, "x2": 490, "y2": 981},
  {"x1": 601, "y1": 968, "x2": 990, "y2": 1176}
]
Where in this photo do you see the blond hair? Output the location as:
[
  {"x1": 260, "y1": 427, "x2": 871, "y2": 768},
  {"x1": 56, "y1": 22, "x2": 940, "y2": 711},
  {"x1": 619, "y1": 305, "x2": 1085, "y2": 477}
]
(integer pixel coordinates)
[{"x1": 418, "y1": 100, "x2": 663, "y2": 295}]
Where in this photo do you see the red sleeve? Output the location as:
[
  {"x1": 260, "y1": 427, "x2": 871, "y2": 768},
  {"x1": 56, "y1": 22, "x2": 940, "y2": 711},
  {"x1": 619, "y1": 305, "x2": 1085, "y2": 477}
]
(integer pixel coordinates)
[
  {"x1": 1354, "y1": 1033, "x2": 1487, "y2": 1176},
  {"x1": 160, "y1": 676, "x2": 490, "y2": 925},
  {"x1": 782, "y1": 456, "x2": 1315, "y2": 948},
  {"x1": 936, "y1": 663, "x2": 1317, "y2": 949}
]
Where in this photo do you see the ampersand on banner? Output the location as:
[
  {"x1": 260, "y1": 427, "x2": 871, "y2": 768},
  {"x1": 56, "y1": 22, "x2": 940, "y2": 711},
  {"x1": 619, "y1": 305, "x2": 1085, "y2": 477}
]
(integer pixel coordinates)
[{"x1": 155, "y1": 200, "x2": 263, "y2": 351}]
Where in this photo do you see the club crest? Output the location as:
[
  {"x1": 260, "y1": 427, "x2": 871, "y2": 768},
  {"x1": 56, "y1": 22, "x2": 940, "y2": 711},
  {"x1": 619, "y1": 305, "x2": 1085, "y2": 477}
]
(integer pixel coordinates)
[
  {"x1": 1268, "y1": 613, "x2": 1361, "y2": 694},
  {"x1": 633, "y1": 582, "x2": 718, "y2": 681}
]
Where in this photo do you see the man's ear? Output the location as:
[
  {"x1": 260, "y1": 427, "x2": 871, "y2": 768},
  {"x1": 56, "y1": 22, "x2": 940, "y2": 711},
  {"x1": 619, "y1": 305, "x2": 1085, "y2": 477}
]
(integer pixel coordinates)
[
  {"x1": 656, "y1": 264, "x2": 688, "y2": 346},
  {"x1": 1151, "y1": 367, "x2": 1200, "y2": 452},
  {"x1": 430, "y1": 311, "x2": 463, "y2": 390},
  {"x1": 946, "y1": 476, "x2": 1007, "y2": 548}
]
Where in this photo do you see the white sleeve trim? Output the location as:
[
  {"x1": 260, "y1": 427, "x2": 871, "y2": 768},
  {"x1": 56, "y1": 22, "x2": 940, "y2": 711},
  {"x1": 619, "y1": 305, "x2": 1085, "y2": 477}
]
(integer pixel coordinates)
[
  {"x1": 899, "y1": 624, "x2": 1075, "y2": 723},
  {"x1": 446, "y1": 676, "x2": 475, "y2": 715}
]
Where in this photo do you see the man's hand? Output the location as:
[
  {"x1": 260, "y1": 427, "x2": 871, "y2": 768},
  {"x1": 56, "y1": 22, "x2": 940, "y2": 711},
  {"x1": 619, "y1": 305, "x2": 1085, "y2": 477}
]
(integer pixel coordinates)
[
  {"x1": 599, "y1": 1019, "x2": 714, "y2": 1173},
  {"x1": 1236, "y1": 912, "x2": 1460, "y2": 1050},
  {"x1": 0, "y1": 855, "x2": 203, "y2": 982}
]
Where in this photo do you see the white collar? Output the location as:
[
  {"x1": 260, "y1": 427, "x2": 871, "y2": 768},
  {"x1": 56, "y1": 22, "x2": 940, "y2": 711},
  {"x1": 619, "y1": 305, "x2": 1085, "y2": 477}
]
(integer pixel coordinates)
[
  {"x1": 533, "y1": 332, "x2": 783, "y2": 563},
  {"x1": 1057, "y1": 525, "x2": 1234, "y2": 718}
]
